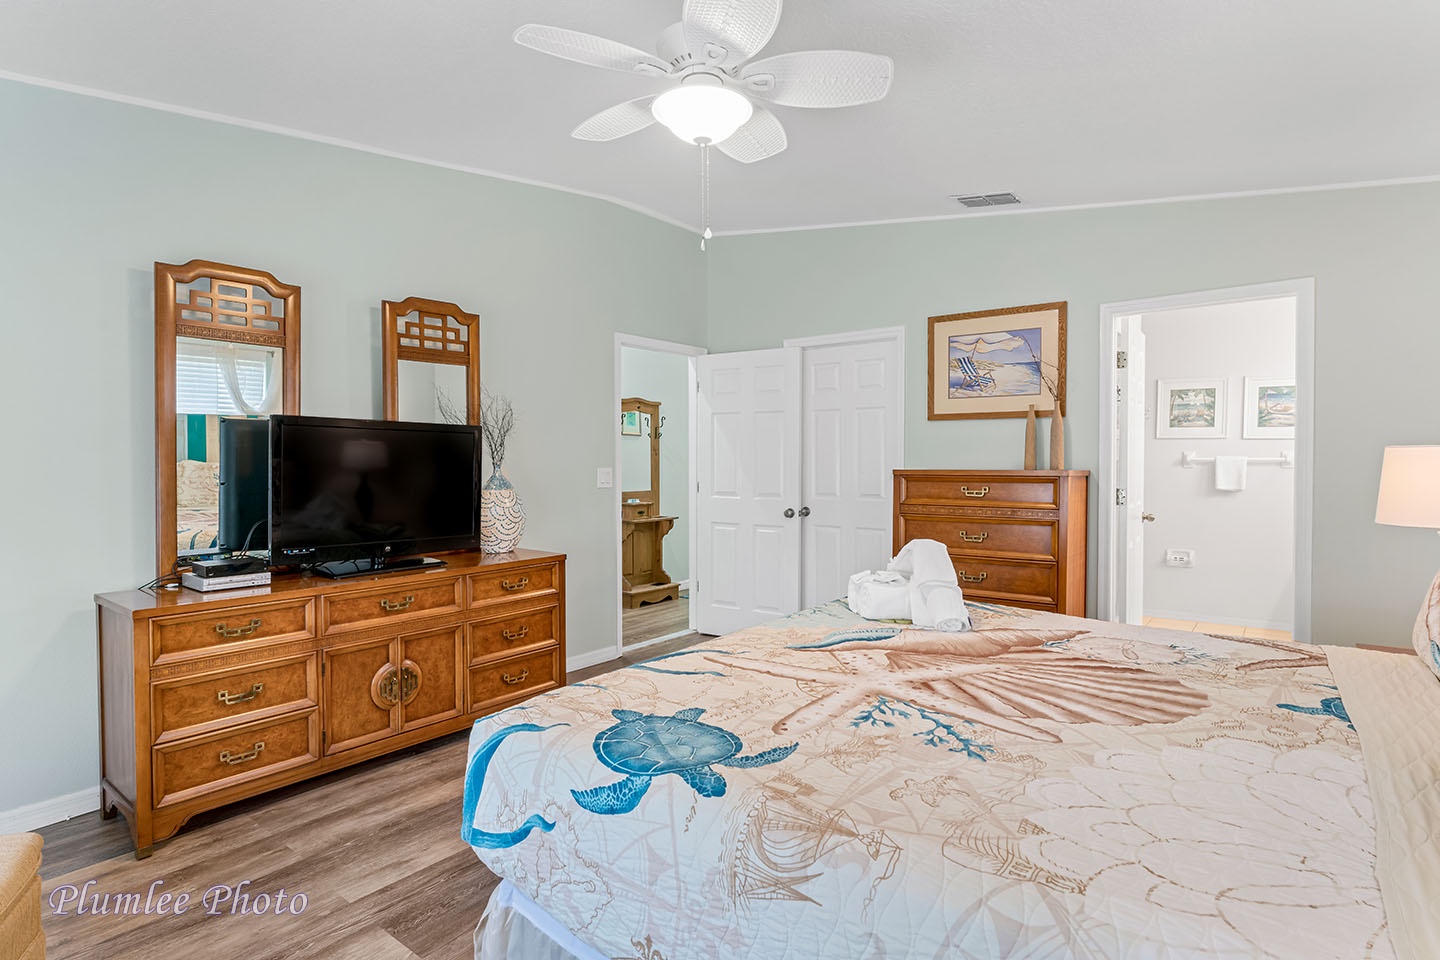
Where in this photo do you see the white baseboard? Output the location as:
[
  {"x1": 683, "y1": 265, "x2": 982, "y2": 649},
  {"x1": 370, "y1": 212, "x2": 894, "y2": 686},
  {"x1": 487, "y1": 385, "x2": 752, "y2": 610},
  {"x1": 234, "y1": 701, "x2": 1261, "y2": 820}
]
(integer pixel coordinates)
[
  {"x1": 1144, "y1": 608, "x2": 1294, "y2": 632},
  {"x1": 0, "y1": 787, "x2": 99, "y2": 833},
  {"x1": 567, "y1": 646, "x2": 620, "y2": 672}
]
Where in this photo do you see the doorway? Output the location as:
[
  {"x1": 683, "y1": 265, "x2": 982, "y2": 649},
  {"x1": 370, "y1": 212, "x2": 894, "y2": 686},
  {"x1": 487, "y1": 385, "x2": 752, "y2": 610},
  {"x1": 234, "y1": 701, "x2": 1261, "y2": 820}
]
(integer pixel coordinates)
[
  {"x1": 691, "y1": 328, "x2": 904, "y2": 635},
  {"x1": 1097, "y1": 280, "x2": 1315, "y2": 642},
  {"x1": 615, "y1": 335, "x2": 705, "y2": 651}
]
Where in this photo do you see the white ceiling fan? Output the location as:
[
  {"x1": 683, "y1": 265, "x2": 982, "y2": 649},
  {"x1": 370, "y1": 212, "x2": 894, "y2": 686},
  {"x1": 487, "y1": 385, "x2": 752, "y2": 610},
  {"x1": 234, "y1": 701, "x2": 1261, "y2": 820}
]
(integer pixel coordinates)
[{"x1": 513, "y1": 0, "x2": 895, "y2": 164}]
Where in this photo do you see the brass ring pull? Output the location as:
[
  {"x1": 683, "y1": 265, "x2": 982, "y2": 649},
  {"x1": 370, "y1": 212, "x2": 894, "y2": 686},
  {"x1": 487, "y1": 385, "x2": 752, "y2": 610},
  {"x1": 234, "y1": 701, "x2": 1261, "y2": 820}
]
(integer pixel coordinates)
[
  {"x1": 399, "y1": 660, "x2": 421, "y2": 705},
  {"x1": 217, "y1": 682, "x2": 264, "y2": 706},
  {"x1": 501, "y1": 668, "x2": 530, "y2": 685},
  {"x1": 500, "y1": 577, "x2": 529, "y2": 592},
  {"x1": 214, "y1": 618, "x2": 262, "y2": 638},
  {"x1": 957, "y1": 571, "x2": 989, "y2": 583},
  {"x1": 960, "y1": 485, "x2": 990, "y2": 498},
  {"x1": 957, "y1": 531, "x2": 989, "y2": 543},
  {"x1": 372, "y1": 665, "x2": 400, "y2": 707},
  {"x1": 502, "y1": 625, "x2": 530, "y2": 641},
  {"x1": 218, "y1": 741, "x2": 265, "y2": 765},
  {"x1": 380, "y1": 595, "x2": 415, "y2": 612}
]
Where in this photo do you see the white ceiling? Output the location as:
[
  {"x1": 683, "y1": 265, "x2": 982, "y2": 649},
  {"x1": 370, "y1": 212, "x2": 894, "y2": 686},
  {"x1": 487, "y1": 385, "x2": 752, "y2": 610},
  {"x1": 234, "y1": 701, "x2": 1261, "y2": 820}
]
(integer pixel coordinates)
[{"x1": 3, "y1": 0, "x2": 1439, "y2": 234}]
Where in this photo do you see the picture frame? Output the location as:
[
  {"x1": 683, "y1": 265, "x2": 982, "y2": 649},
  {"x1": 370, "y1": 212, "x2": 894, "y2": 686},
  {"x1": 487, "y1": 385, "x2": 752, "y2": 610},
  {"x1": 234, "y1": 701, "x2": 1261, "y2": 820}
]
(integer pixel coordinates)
[
  {"x1": 927, "y1": 302, "x2": 1067, "y2": 420},
  {"x1": 1243, "y1": 377, "x2": 1297, "y2": 439},
  {"x1": 1155, "y1": 378, "x2": 1228, "y2": 439},
  {"x1": 620, "y1": 409, "x2": 641, "y2": 436}
]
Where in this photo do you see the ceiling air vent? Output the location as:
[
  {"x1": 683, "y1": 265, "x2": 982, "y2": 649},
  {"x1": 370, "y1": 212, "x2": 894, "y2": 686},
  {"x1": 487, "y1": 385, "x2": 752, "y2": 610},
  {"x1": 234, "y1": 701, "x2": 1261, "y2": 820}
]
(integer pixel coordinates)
[{"x1": 951, "y1": 193, "x2": 1021, "y2": 208}]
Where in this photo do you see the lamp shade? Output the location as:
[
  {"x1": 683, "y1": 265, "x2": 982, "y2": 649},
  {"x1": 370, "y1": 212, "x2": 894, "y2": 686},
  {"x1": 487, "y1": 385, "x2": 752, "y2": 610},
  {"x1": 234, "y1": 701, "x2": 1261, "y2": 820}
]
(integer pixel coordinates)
[
  {"x1": 651, "y1": 78, "x2": 753, "y2": 145},
  {"x1": 1375, "y1": 445, "x2": 1440, "y2": 528}
]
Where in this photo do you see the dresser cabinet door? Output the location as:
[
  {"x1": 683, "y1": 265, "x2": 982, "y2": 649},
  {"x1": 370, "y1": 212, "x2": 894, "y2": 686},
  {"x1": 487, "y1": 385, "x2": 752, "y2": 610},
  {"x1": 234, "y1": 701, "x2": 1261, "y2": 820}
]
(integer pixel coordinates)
[
  {"x1": 397, "y1": 626, "x2": 465, "y2": 733},
  {"x1": 323, "y1": 637, "x2": 399, "y2": 755}
]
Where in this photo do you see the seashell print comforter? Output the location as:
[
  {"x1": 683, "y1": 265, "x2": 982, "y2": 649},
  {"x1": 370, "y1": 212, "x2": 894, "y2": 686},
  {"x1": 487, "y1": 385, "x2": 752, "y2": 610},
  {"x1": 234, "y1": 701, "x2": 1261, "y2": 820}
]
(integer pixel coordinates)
[{"x1": 463, "y1": 601, "x2": 1440, "y2": 960}]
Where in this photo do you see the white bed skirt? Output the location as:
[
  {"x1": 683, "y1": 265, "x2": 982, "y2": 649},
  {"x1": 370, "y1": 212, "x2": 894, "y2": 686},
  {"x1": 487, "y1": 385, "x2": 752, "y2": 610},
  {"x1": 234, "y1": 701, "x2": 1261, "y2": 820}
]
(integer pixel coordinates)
[{"x1": 474, "y1": 879, "x2": 608, "y2": 960}]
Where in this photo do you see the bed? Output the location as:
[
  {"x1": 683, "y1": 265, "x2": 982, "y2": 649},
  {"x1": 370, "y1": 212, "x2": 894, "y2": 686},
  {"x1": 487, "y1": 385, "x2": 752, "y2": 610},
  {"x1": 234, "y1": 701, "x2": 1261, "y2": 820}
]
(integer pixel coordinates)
[{"x1": 462, "y1": 597, "x2": 1440, "y2": 960}]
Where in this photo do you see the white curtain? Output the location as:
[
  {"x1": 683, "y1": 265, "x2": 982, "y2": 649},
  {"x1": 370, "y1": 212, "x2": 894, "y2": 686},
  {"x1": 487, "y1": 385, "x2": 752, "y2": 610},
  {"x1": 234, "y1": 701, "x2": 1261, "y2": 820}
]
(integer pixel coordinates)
[{"x1": 216, "y1": 344, "x2": 282, "y2": 416}]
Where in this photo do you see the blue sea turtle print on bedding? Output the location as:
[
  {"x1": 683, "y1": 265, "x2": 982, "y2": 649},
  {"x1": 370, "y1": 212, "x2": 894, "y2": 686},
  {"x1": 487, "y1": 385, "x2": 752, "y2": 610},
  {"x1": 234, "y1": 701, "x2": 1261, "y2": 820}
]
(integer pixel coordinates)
[{"x1": 571, "y1": 708, "x2": 798, "y2": 815}]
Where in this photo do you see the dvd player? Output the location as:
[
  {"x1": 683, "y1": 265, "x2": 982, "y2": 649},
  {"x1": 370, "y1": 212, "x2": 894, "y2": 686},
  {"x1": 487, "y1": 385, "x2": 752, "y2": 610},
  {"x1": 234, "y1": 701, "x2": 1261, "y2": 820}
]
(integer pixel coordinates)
[{"x1": 189, "y1": 556, "x2": 268, "y2": 578}]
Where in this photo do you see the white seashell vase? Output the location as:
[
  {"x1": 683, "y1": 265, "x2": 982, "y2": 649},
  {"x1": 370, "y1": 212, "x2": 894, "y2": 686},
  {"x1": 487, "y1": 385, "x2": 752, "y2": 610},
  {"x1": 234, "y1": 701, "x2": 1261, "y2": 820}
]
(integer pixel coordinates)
[{"x1": 478, "y1": 469, "x2": 526, "y2": 554}]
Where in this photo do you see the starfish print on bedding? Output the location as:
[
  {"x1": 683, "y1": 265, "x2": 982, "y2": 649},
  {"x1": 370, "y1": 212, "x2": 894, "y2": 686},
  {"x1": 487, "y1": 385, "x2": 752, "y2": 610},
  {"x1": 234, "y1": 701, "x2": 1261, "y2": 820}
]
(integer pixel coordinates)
[{"x1": 706, "y1": 628, "x2": 1210, "y2": 743}]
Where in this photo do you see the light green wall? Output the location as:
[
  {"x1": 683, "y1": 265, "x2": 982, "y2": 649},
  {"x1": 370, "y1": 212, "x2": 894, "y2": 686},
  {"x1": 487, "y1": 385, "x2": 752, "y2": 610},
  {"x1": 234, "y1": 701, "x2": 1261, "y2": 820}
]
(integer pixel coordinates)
[
  {"x1": 0, "y1": 79, "x2": 703, "y2": 812},
  {"x1": 621, "y1": 347, "x2": 691, "y2": 583},
  {"x1": 706, "y1": 183, "x2": 1440, "y2": 648}
]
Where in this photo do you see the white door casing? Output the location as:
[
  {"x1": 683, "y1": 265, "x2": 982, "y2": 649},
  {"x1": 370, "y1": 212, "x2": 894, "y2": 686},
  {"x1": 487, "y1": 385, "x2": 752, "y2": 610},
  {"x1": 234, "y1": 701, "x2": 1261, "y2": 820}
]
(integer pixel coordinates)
[
  {"x1": 1115, "y1": 316, "x2": 1147, "y2": 624},
  {"x1": 693, "y1": 348, "x2": 802, "y2": 636},
  {"x1": 799, "y1": 338, "x2": 903, "y2": 607}
]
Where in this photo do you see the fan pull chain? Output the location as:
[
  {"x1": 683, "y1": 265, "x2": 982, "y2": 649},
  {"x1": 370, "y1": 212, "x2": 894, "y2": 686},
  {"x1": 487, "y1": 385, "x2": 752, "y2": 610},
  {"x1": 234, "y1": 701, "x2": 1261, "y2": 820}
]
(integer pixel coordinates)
[{"x1": 699, "y1": 139, "x2": 712, "y2": 252}]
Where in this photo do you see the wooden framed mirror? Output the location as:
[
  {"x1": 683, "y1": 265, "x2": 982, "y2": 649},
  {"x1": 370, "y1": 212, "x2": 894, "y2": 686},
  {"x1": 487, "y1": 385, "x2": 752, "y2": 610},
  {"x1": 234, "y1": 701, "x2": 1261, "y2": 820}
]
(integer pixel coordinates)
[
  {"x1": 620, "y1": 397, "x2": 661, "y2": 505},
  {"x1": 155, "y1": 260, "x2": 301, "y2": 578},
  {"x1": 381, "y1": 298, "x2": 480, "y2": 425}
]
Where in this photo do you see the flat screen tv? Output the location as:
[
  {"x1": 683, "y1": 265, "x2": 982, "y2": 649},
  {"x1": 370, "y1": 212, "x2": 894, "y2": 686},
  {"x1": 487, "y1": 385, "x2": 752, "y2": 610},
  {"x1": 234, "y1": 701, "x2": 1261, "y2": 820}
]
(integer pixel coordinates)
[
  {"x1": 218, "y1": 417, "x2": 270, "y2": 554},
  {"x1": 269, "y1": 415, "x2": 481, "y2": 577}
]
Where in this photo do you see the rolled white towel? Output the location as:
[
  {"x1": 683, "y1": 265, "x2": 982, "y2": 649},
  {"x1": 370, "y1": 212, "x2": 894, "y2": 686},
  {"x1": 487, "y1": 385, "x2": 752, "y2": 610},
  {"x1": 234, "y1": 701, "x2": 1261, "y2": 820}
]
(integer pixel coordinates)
[
  {"x1": 918, "y1": 581, "x2": 972, "y2": 632},
  {"x1": 889, "y1": 539, "x2": 959, "y2": 587},
  {"x1": 847, "y1": 570, "x2": 912, "y2": 621}
]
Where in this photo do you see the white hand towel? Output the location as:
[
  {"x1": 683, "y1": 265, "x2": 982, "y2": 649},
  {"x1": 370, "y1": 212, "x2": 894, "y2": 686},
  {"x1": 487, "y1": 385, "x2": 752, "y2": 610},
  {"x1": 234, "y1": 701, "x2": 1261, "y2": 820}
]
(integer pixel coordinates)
[
  {"x1": 888, "y1": 539, "x2": 958, "y2": 586},
  {"x1": 846, "y1": 571, "x2": 913, "y2": 620},
  {"x1": 1214, "y1": 455, "x2": 1248, "y2": 491},
  {"x1": 916, "y1": 581, "x2": 972, "y2": 632}
]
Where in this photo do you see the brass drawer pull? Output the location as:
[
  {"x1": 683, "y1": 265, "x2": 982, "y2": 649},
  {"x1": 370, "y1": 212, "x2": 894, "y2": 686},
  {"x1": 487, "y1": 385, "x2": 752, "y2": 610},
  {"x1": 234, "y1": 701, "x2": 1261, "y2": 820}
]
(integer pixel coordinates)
[
  {"x1": 379, "y1": 595, "x2": 415, "y2": 612},
  {"x1": 957, "y1": 571, "x2": 989, "y2": 584},
  {"x1": 502, "y1": 625, "x2": 530, "y2": 641},
  {"x1": 217, "y1": 682, "x2": 264, "y2": 706},
  {"x1": 218, "y1": 741, "x2": 265, "y2": 766},
  {"x1": 214, "y1": 618, "x2": 262, "y2": 638},
  {"x1": 501, "y1": 668, "x2": 530, "y2": 685},
  {"x1": 399, "y1": 663, "x2": 421, "y2": 704},
  {"x1": 957, "y1": 531, "x2": 989, "y2": 543},
  {"x1": 500, "y1": 577, "x2": 529, "y2": 592},
  {"x1": 960, "y1": 485, "x2": 990, "y2": 498}
]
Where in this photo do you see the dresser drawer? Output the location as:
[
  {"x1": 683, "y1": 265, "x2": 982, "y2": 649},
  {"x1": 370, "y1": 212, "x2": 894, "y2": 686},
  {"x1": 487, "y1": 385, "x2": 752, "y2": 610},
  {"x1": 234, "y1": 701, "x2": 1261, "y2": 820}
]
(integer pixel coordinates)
[
  {"x1": 322, "y1": 577, "x2": 463, "y2": 635},
  {"x1": 467, "y1": 648, "x2": 561, "y2": 713},
  {"x1": 949, "y1": 557, "x2": 1058, "y2": 608},
  {"x1": 899, "y1": 517, "x2": 1058, "y2": 561},
  {"x1": 151, "y1": 598, "x2": 315, "y2": 663},
  {"x1": 468, "y1": 606, "x2": 560, "y2": 664},
  {"x1": 469, "y1": 563, "x2": 559, "y2": 608},
  {"x1": 900, "y1": 474, "x2": 1059, "y2": 509},
  {"x1": 152, "y1": 654, "x2": 318, "y2": 744},
  {"x1": 153, "y1": 710, "x2": 319, "y2": 807}
]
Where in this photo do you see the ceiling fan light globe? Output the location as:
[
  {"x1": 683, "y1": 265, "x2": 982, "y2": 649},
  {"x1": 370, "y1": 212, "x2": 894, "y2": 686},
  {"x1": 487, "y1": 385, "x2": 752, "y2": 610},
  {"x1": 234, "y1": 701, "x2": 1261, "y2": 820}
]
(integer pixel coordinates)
[{"x1": 651, "y1": 84, "x2": 753, "y2": 145}]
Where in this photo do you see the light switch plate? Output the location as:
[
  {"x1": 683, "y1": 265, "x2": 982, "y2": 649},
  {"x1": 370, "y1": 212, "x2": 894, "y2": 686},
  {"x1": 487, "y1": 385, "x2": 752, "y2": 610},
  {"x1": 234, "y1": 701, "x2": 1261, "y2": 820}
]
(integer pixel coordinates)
[{"x1": 596, "y1": 467, "x2": 613, "y2": 489}]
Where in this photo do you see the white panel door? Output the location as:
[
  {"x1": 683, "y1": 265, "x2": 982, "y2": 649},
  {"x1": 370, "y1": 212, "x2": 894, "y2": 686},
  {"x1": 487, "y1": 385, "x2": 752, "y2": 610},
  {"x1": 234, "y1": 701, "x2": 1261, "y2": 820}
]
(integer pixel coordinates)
[
  {"x1": 1115, "y1": 316, "x2": 1148, "y2": 624},
  {"x1": 800, "y1": 339, "x2": 902, "y2": 607},
  {"x1": 694, "y1": 348, "x2": 802, "y2": 636}
]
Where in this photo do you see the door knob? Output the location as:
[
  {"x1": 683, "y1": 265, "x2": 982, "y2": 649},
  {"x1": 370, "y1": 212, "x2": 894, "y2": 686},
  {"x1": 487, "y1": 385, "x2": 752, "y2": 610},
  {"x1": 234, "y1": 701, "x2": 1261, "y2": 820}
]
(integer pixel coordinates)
[
  {"x1": 798, "y1": 506, "x2": 811, "y2": 517},
  {"x1": 783, "y1": 508, "x2": 796, "y2": 518},
  {"x1": 1141, "y1": 512, "x2": 1156, "y2": 522}
]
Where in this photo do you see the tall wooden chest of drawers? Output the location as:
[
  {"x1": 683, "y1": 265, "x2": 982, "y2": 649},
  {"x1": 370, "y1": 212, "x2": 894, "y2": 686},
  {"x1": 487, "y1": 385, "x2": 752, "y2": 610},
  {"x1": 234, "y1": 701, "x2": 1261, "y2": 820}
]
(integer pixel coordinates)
[
  {"x1": 893, "y1": 470, "x2": 1088, "y2": 616},
  {"x1": 95, "y1": 548, "x2": 565, "y2": 857}
]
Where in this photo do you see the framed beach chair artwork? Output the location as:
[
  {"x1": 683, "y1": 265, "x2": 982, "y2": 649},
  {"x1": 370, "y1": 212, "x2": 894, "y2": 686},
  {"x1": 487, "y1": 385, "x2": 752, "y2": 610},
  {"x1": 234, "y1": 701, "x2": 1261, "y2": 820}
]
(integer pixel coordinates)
[{"x1": 928, "y1": 302, "x2": 1066, "y2": 420}]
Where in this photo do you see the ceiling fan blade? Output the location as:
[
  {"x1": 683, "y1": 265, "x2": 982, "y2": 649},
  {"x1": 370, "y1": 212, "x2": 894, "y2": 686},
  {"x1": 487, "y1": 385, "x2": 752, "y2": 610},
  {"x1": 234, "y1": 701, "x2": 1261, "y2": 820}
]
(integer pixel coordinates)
[
  {"x1": 681, "y1": 0, "x2": 783, "y2": 68},
  {"x1": 572, "y1": 97, "x2": 660, "y2": 141},
  {"x1": 514, "y1": 24, "x2": 670, "y2": 76},
  {"x1": 740, "y1": 50, "x2": 894, "y2": 108},
  {"x1": 715, "y1": 105, "x2": 787, "y2": 163}
]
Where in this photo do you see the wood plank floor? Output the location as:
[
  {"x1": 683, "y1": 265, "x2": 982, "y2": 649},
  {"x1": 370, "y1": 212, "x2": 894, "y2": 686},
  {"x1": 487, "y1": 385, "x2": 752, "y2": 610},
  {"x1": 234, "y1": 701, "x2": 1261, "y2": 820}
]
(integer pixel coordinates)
[
  {"x1": 35, "y1": 637, "x2": 706, "y2": 960},
  {"x1": 621, "y1": 593, "x2": 690, "y2": 646}
]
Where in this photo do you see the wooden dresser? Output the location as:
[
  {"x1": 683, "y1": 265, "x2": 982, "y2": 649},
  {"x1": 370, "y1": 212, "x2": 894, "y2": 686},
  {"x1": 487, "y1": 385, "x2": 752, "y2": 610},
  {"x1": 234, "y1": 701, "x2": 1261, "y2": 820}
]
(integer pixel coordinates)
[
  {"x1": 893, "y1": 470, "x2": 1088, "y2": 616},
  {"x1": 95, "y1": 548, "x2": 565, "y2": 857}
]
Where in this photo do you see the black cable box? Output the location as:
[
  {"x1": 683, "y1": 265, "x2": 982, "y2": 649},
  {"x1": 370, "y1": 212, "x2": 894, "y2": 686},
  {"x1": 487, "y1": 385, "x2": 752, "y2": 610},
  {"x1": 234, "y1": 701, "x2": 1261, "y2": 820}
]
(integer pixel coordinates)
[{"x1": 189, "y1": 556, "x2": 268, "y2": 579}]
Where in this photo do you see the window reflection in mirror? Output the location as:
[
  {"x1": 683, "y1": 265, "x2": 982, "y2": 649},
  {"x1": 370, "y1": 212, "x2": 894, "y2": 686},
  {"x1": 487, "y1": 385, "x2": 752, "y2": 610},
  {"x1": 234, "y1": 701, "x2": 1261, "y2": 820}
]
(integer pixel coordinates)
[{"x1": 174, "y1": 337, "x2": 282, "y2": 557}]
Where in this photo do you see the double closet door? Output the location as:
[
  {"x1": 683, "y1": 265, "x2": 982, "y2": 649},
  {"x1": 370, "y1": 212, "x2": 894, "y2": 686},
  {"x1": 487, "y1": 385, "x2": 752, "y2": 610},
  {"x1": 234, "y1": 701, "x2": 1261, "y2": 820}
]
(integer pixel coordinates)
[{"x1": 693, "y1": 336, "x2": 902, "y2": 637}]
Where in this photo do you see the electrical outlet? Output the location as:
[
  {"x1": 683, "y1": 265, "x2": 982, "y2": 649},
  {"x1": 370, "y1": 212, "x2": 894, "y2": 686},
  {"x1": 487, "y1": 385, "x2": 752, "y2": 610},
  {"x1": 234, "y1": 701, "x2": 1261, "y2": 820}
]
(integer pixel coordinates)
[
  {"x1": 596, "y1": 467, "x2": 613, "y2": 489},
  {"x1": 1165, "y1": 549, "x2": 1195, "y2": 568}
]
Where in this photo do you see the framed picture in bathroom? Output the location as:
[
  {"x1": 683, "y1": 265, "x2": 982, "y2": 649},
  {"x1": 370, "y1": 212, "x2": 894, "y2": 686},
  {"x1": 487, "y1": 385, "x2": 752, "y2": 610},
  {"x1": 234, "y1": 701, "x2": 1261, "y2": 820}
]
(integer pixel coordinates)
[
  {"x1": 1243, "y1": 377, "x2": 1296, "y2": 439},
  {"x1": 1155, "y1": 378, "x2": 1228, "y2": 439}
]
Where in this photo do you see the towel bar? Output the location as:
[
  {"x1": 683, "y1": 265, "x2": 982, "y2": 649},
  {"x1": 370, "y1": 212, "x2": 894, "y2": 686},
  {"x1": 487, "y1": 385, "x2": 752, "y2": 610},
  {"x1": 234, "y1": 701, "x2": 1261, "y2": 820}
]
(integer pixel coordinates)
[{"x1": 1181, "y1": 451, "x2": 1292, "y2": 469}]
